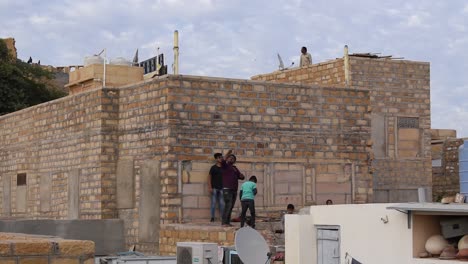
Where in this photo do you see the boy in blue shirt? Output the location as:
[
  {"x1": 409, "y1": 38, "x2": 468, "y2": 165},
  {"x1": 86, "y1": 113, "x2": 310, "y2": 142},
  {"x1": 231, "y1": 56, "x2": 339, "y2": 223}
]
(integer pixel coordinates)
[{"x1": 239, "y1": 176, "x2": 257, "y2": 228}]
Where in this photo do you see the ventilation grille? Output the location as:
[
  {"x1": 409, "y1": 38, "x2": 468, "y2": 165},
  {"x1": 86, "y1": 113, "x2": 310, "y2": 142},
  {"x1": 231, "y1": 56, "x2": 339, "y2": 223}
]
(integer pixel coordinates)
[
  {"x1": 177, "y1": 246, "x2": 192, "y2": 264},
  {"x1": 398, "y1": 117, "x2": 419, "y2": 129}
]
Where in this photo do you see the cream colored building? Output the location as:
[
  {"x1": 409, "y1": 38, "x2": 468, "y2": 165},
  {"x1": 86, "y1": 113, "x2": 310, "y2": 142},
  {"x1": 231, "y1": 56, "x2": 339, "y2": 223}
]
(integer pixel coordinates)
[{"x1": 286, "y1": 203, "x2": 468, "y2": 264}]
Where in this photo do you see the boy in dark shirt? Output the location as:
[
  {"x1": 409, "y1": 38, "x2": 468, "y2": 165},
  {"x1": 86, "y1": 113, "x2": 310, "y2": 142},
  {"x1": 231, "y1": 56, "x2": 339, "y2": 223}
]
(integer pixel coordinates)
[{"x1": 208, "y1": 153, "x2": 224, "y2": 222}]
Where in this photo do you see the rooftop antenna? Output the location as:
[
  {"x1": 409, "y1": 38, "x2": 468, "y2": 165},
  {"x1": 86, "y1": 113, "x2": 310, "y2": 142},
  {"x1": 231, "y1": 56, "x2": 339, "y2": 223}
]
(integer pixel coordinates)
[
  {"x1": 277, "y1": 53, "x2": 294, "y2": 71},
  {"x1": 103, "y1": 48, "x2": 106, "y2": 87},
  {"x1": 156, "y1": 46, "x2": 161, "y2": 72},
  {"x1": 173, "y1": 30, "x2": 179, "y2": 74},
  {"x1": 277, "y1": 53, "x2": 284, "y2": 70},
  {"x1": 132, "y1": 49, "x2": 139, "y2": 66}
]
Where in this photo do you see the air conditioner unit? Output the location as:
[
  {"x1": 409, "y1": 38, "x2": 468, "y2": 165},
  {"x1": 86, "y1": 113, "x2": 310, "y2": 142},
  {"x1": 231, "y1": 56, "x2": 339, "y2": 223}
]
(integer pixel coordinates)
[{"x1": 176, "y1": 242, "x2": 218, "y2": 264}]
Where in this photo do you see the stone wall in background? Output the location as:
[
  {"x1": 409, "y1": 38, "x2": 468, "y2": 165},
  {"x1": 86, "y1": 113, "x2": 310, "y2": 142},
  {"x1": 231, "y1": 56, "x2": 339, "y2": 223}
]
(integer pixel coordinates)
[
  {"x1": 431, "y1": 129, "x2": 462, "y2": 201},
  {"x1": 350, "y1": 57, "x2": 431, "y2": 202},
  {"x1": 0, "y1": 54, "x2": 432, "y2": 253},
  {"x1": 115, "y1": 75, "x2": 372, "y2": 251},
  {"x1": 0, "y1": 89, "x2": 119, "y2": 220},
  {"x1": 251, "y1": 59, "x2": 346, "y2": 86},
  {"x1": 252, "y1": 56, "x2": 432, "y2": 203},
  {"x1": 158, "y1": 224, "x2": 275, "y2": 256}
]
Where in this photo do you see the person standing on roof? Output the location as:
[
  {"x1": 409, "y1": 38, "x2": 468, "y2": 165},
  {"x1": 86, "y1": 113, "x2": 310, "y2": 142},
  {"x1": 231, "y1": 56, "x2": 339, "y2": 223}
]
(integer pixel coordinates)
[
  {"x1": 221, "y1": 150, "x2": 245, "y2": 227},
  {"x1": 300, "y1": 46, "x2": 312, "y2": 67},
  {"x1": 208, "y1": 153, "x2": 225, "y2": 222}
]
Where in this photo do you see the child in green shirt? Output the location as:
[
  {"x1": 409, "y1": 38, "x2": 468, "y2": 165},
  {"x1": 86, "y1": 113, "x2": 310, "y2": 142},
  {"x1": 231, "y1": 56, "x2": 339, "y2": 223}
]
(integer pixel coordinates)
[{"x1": 239, "y1": 176, "x2": 257, "y2": 228}]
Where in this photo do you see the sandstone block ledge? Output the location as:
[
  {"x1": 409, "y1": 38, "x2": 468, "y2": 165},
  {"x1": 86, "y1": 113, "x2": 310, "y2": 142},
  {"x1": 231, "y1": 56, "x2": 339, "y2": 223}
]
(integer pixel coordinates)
[{"x1": 0, "y1": 233, "x2": 94, "y2": 264}]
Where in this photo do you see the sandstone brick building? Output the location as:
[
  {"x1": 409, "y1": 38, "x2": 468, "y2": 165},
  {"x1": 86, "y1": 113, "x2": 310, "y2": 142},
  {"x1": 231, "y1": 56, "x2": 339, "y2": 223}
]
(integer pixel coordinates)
[
  {"x1": 431, "y1": 129, "x2": 463, "y2": 201},
  {"x1": 0, "y1": 51, "x2": 431, "y2": 253}
]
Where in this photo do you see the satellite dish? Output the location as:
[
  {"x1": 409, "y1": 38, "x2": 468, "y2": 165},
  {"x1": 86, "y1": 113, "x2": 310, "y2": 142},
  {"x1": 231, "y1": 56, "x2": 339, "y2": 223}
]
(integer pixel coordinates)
[
  {"x1": 235, "y1": 227, "x2": 271, "y2": 264},
  {"x1": 277, "y1": 53, "x2": 284, "y2": 70}
]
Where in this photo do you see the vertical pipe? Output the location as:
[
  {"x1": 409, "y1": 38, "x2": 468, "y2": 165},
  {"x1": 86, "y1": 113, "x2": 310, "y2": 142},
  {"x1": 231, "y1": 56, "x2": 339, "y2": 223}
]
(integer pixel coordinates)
[
  {"x1": 103, "y1": 48, "x2": 106, "y2": 87},
  {"x1": 344, "y1": 45, "x2": 349, "y2": 86},
  {"x1": 177, "y1": 160, "x2": 182, "y2": 193},
  {"x1": 312, "y1": 167, "x2": 316, "y2": 202},
  {"x1": 351, "y1": 162, "x2": 356, "y2": 203},
  {"x1": 173, "y1": 30, "x2": 179, "y2": 75},
  {"x1": 302, "y1": 165, "x2": 306, "y2": 206}
]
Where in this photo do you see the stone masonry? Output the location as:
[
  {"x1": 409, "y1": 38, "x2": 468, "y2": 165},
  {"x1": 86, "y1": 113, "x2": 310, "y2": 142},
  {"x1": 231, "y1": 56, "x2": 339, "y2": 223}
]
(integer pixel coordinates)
[
  {"x1": 0, "y1": 232, "x2": 94, "y2": 264},
  {"x1": 253, "y1": 55, "x2": 431, "y2": 203},
  {"x1": 0, "y1": 53, "x2": 430, "y2": 254},
  {"x1": 431, "y1": 129, "x2": 463, "y2": 201}
]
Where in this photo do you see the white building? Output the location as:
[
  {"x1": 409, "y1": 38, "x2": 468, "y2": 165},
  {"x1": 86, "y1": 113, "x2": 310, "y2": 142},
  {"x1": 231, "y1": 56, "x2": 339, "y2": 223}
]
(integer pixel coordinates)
[{"x1": 285, "y1": 203, "x2": 468, "y2": 264}]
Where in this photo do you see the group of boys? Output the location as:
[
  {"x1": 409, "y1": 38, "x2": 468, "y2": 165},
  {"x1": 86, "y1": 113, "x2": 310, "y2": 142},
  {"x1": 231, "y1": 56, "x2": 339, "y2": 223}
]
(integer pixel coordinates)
[{"x1": 208, "y1": 151, "x2": 258, "y2": 228}]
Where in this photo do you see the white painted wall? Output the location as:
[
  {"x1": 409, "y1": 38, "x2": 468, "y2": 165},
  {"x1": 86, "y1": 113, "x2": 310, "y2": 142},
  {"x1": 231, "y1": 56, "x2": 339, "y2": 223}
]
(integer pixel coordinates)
[{"x1": 285, "y1": 203, "x2": 461, "y2": 264}]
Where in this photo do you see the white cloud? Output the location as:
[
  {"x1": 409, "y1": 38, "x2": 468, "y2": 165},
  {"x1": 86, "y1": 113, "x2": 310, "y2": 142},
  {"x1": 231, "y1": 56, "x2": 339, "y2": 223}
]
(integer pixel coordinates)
[
  {"x1": 463, "y1": 3, "x2": 468, "y2": 14},
  {"x1": 407, "y1": 14, "x2": 423, "y2": 27},
  {"x1": 403, "y1": 12, "x2": 431, "y2": 28},
  {"x1": 28, "y1": 15, "x2": 55, "y2": 25}
]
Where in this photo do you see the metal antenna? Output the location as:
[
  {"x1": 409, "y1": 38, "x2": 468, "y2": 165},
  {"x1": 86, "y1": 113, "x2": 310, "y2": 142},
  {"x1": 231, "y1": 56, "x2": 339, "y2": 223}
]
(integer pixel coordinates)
[{"x1": 277, "y1": 53, "x2": 284, "y2": 70}]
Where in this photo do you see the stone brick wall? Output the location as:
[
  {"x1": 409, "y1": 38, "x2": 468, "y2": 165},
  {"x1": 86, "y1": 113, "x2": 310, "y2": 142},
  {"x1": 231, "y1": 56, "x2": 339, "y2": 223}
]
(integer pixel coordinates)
[
  {"x1": 349, "y1": 57, "x2": 431, "y2": 202},
  {"x1": 0, "y1": 232, "x2": 94, "y2": 264},
  {"x1": 251, "y1": 59, "x2": 345, "y2": 86},
  {"x1": 0, "y1": 89, "x2": 120, "y2": 219},
  {"x1": 251, "y1": 56, "x2": 431, "y2": 203},
  {"x1": 159, "y1": 224, "x2": 275, "y2": 256},
  {"x1": 432, "y1": 138, "x2": 463, "y2": 201},
  {"x1": 113, "y1": 76, "x2": 372, "y2": 251},
  {"x1": 0, "y1": 55, "x2": 431, "y2": 253}
]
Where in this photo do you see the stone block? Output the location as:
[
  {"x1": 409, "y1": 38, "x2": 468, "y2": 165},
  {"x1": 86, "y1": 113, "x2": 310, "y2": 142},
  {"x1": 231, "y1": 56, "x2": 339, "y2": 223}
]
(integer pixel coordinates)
[
  {"x1": 274, "y1": 184, "x2": 288, "y2": 194},
  {"x1": 19, "y1": 257, "x2": 49, "y2": 264},
  {"x1": 83, "y1": 258, "x2": 94, "y2": 264},
  {"x1": 40, "y1": 173, "x2": 52, "y2": 212},
  {"x1": 182, "y1": 196, "x2": 198, "y2": 208},
  {"x1": 198, "y1": 196, "x2": 210, "y2": 208},
  {"x1": 316, "y1": 182, "x2": 351, "y2": 194},
  {"x1": 187, "y1": 171, "x2": 208, "y2": 183},
  {"x1": 14, "y1": 241, "x2": 51, "y2": 255},
  {"x1": 183, "y1": 209, "x2": 208, "y2": 220},
  {"x1": 399, "y1": 130, "x2": 420, "y2": 145},
  {"x1": 68, "y1": 169, "x2": 80, "y2": 219},
  {"x1": 182, "y1": 183, "x2": 205, "y2": 195},
  {"x1": 139, "y1": 160, "x2": 161, "y2": 244},
  {"x1": 274, "y1": 171, "x2": 302, "y2": 183},
  {"x1": 2, "y1": 175, "x2": 11, "y2": 215},
  {"x1": 327, "y1": 164, "x2": 343, "y2": 174},
  {"x1": 191, "y1": 162, "x2": 212, "y2": 171},
  {"x1": 57, "y1": 240, "x2": 94, "y2": 257},
  {"x1": 16, "y1": 185, "x2": 27, "y2": 213},
  {"x1": 116, "y1": 159, "x2": 134, "y2": 209},
  {"x1": 0, "y1": 242, "x2": 11, "y2": 256},
  {"x1": 0, "y1": 257, "x2": 16, "y2": 264},
  {"x1": 50, "y1": 257, "x2": 80, "y2": 264}
]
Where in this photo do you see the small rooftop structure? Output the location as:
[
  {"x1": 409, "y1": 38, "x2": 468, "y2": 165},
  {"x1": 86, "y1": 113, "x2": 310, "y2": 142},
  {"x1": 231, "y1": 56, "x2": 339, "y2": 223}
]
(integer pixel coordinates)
[{"x1": 65, "y1": 63, "x2": 144, "y2": 95}]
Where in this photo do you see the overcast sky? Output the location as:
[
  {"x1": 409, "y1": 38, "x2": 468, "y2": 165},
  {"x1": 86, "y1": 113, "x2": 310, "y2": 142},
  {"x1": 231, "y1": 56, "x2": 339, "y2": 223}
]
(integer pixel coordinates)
[{"x1": 1, "y1": 0, "x2": 468, "y2": 137}]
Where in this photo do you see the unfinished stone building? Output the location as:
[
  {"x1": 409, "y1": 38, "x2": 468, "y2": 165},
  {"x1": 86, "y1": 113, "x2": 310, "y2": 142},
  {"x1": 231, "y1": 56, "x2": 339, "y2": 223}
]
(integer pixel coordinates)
[
  {"x1": 0, "y1": 51, "x2": 430, "y2": 253},
  {"x1": 431, "y1": 129, "x2": 463, "y2": 201}
]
